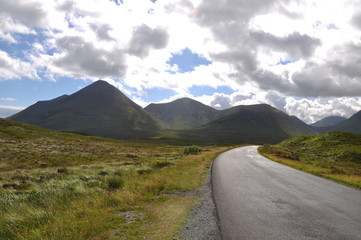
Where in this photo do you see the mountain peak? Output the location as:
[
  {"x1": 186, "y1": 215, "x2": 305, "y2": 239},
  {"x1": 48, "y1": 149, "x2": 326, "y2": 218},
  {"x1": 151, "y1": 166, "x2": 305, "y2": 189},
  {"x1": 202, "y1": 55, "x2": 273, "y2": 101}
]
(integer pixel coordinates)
[
  {"x1": 79, "y1": 80, "x2": 118, "y2": 92},
  {"x1": 145, "y1": 98, "x2": 218, "y2": 129}
]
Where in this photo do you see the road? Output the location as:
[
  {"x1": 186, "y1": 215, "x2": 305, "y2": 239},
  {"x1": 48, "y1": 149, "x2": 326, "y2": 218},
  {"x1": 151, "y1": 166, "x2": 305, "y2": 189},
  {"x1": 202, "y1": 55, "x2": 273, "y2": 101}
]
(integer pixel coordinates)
[{"x1": 212, "y1": 146, "x2": 361, "y2": 240}]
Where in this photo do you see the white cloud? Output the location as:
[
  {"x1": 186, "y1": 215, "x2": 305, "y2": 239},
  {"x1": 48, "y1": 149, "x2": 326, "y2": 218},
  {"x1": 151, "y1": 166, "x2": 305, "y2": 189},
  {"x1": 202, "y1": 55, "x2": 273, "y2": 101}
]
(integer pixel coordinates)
[
  {"x1": 0, "y1": 105, "x2": 25, "y2": 118},
  {"x1": 285, "y1": 97, "x2": 361, "y2": 124},
  {"x1": 1, "y1": 98, "x2": 16, "y2": 101},
  {"x1": 0, "y1": 50, "x2": 39, "y2": 80}
]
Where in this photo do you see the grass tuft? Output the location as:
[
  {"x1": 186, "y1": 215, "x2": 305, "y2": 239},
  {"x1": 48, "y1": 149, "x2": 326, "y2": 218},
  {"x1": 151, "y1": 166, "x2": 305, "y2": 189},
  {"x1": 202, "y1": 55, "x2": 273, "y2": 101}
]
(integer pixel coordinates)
[{"x1": 107, "y1": 177, "x2": 124, "y2": 190}]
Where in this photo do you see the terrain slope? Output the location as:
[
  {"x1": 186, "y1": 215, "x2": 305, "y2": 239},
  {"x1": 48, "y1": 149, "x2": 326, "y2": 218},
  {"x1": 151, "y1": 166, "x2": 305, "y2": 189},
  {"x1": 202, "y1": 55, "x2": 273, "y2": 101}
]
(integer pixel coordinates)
[{"x1": 10, "y1": 80, "x2": 162, "y2": 139}]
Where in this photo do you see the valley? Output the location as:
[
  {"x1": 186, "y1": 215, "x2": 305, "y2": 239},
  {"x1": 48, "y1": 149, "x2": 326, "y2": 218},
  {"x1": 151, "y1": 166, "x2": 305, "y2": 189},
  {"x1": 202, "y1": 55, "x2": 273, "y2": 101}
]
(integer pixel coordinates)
[{"x1": 2, "y1": 80, "x2": 361, "y2": 239}]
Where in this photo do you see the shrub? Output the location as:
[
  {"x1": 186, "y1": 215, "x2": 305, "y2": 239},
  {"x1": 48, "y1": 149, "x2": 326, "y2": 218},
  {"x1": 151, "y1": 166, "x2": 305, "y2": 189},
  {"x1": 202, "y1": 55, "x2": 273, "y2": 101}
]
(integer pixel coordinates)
[
  {"x1": 107, "y1": 177, "x2": 124, "y2": 190},
  {"x1": 183, "y1": 145, "x2": 203, "y2": 155},
  {"x1": 151, "y1": 160, "x2": 173, "y2": 169}
]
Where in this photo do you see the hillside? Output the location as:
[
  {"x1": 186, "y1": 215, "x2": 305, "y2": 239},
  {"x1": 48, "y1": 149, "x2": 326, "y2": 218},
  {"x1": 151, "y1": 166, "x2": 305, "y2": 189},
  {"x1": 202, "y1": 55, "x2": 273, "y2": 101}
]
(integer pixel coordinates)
[
  {"x1": 314, "y1": 111, "x2": 361, "y2": 134},
  {"x1": 259, "y1": 131, "x2": 361, "y2": 189},
  {"x1": 310, "y1": 116, "x2": 346, "y2": 127},
  {"x1": 145, "y1": 98, "x2": 220, "y2": 129},
  {"x1": 9, "y1": 80, "x2": 162, "y2": 139},
  {"x1": 0, "y1": 118, "x2": 167, "y2": 171},
  {"x1": 178, "y1": 104, "x2": 317, "y2": 144}
]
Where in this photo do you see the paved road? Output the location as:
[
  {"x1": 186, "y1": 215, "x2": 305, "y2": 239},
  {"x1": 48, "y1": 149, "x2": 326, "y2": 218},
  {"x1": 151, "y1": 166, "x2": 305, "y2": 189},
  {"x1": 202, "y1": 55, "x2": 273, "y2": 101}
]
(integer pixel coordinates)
[{"x1": 212, "y1": 146, "x2": 361, "y2": 240}]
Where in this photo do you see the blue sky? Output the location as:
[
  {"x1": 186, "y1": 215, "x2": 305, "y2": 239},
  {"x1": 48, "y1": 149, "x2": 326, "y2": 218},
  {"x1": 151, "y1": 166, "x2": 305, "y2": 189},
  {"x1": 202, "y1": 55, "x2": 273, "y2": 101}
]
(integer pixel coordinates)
[{"x1": 0, "y1": 0, "x2": 361, "y2": 123}]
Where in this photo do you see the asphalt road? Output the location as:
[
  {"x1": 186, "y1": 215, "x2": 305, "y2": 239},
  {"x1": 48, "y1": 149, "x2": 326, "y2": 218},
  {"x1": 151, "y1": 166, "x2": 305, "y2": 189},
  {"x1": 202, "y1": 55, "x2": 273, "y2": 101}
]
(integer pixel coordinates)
[{"x1": 212, "y1": 146, "x2": 361, "y2": 240}]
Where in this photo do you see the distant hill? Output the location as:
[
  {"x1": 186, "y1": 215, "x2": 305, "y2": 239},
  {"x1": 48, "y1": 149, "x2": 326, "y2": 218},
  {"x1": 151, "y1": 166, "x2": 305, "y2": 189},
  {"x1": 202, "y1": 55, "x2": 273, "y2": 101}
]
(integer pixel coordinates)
[
  {"x1": 310, "y1": 116, "x2": 346, "y2": 127},
  {"x1": 9, "y1": 80, "x2": 162, "y2": 139},
  {"x1": 314, "y1": 111, "x2": 361, "y2": 134},
  {"x1": 145, "y1": 98, "x2": 221, "y2": 129},
  {"x1": 178, "y1": 104, "x2": 317, "y2": 144}
]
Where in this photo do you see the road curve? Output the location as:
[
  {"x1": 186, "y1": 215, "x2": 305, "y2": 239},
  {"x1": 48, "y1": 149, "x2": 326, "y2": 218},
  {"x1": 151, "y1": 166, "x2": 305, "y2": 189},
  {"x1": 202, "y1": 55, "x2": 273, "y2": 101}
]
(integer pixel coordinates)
[{"x1": 212, "y1": 146, "x2": 361, "y2": 240}]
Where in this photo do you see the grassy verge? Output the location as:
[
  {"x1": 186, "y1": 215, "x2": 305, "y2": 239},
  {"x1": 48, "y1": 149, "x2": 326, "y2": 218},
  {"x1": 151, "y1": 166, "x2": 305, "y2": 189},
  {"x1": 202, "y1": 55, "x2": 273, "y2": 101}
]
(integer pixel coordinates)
[
  {"x1": 0, "y1": 119, "x2": 227, "y2": 239},
  {"x1": 258, "y1": 131, "x2": 361, "y2": 190}
]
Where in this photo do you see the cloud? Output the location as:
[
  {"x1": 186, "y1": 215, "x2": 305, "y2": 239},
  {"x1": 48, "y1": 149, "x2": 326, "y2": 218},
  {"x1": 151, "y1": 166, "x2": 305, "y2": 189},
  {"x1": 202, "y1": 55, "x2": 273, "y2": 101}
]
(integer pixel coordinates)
[
  {"x1": 0, "y1": 105, "x2": 25, "y2": 118},
  {"x1": 196, "y1": 0, "x2": 280, "y2": 28},
  {"x1": 352, "y1": 10, "x2": 361, "y2": 30},
  {"x1": 250, "y1": 31, "x2": 321, "y2": 58},
  {"x1": 51, "y1": 36, "x2": 127, "y2": 79},
  {"x1": 193, "y1": 0, "x2": 361, "y2": 100},
  {"x1": 0, "y1": 50, "x2": 39, "y2": 80},
  {"x1": 284, "y1": 97, "x2": 361, "y2": 124},
  {"x1": 264, "y1": 91, "x2": 286, "y2": 111},
  {"x1": 0, "y1": 0, "x2": 47, "y2": 27},
  {"x1": 128, "y1": 25, "x2": 169, "y2": 58},
  {"x1": 89, "y1": 23, "x2": 114, "y2": 41},
  {"x1": 210, "y1": 94, "x2": 233, "y2": 109},
  {"x1": 291, "y1": 43, "x2": 361, "y2": 97},
  {"x1": 1, "y1": 98, "x2": 16, "y2": 101}
]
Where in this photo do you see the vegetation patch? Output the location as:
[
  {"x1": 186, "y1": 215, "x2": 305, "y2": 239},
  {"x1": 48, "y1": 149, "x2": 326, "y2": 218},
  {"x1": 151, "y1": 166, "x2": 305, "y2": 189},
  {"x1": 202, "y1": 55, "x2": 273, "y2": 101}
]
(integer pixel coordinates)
[
  {"x1": 259, "y1": 131, "x2": 361, "y2": 189},
  {"x1": 183, "y1": 145, "x2": 203, "y2": 155},
  {"x1": 151, "y1": 160, "x2": 174, "y2": 168},
  {"x1": 0, "y1": 118, "x2": 227, "y2": 239}
]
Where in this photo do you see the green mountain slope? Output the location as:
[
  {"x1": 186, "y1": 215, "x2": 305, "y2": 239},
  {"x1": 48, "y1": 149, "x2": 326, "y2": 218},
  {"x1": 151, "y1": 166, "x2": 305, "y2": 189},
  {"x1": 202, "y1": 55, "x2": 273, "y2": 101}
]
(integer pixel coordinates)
[
  {"x1": 178, "y1": 104, "x2": 317, "y2": 144},
  {"x1": 145, "y1": 98, "x2": 221, "y2": 129},
  {"x1": 314, "y1": 111, "x2": 361, "y2": 134},
  {"x1": 9, "y1": 80, "x2": 162, "y2": 139}
]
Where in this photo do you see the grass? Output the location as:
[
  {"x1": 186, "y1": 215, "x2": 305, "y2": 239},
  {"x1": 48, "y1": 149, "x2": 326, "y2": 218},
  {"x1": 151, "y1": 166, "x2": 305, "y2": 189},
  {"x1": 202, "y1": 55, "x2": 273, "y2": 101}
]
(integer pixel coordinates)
[
  {"x1": 258, "y1": 131, "x2": 361, "y2": 190},
  {"x1": 0, "y1": 119, "x2": 227, "y2": 239}
]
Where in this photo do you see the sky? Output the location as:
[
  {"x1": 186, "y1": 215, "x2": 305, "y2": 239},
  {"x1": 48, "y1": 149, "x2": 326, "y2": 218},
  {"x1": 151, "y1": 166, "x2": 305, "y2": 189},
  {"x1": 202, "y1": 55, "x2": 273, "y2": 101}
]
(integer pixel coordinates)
[{"x1": 0, "y1": 0, "x2": 361, "y2": 123}]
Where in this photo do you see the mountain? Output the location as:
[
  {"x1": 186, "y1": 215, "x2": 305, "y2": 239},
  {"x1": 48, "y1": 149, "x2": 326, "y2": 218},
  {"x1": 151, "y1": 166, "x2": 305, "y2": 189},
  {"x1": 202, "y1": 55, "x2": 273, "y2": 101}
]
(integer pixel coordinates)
[
  {"x1": 310, "y1": 116, "x2": 346, "y2": 127},
  {"x1": 8, "y1": 82, "x2": 319, "y2": 143},
  {"x1": 178, "y1": 104, "x2": 317, "y2": 144},
  {"x1": 314, "y1": 111, "x2": 361, "y2": 134},
  {"x1": 9, "y1": 80, "x2": 162, "y2": 139},
  {"x1": 145, "y1": 98, "x2": 221, "y2": 129}
]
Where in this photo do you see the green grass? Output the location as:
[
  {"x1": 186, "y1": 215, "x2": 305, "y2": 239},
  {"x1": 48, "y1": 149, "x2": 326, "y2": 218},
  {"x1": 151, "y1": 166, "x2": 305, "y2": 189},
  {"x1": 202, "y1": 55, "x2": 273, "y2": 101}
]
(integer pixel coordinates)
[
  {"x1": 258, "y1": 131, "x2": 361, "y2": 189},
  {"x1": 0, "y1": 118, "x2": 227, "y2": 239}
]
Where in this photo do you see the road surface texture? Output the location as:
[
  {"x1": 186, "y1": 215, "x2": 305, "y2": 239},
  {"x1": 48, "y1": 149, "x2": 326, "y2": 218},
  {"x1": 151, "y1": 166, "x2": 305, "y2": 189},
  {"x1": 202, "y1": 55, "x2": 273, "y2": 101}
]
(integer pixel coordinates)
[{"x1": 212, "y1": 146, "x2": 361, "y2": 240}]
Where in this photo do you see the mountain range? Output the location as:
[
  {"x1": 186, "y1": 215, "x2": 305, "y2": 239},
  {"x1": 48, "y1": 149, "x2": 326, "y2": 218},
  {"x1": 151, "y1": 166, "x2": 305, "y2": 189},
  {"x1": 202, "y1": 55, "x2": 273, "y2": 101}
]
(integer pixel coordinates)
[
  {"x1": 8, "y1": 80, "x2": 361, "y2": 143},
  {"x1": 313, "y1": 112, "x2": 361, "y2": 134},
  {"x1": 310, "y1": 116, "x2": 347, "y2": 127}
]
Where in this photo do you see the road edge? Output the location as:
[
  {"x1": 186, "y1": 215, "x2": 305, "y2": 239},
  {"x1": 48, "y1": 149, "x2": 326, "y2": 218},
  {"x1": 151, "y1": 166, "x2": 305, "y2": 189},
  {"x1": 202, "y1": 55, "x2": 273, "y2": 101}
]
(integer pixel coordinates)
[{"x1": 175, "y1": 154, "x2": 223, "y2": 239}]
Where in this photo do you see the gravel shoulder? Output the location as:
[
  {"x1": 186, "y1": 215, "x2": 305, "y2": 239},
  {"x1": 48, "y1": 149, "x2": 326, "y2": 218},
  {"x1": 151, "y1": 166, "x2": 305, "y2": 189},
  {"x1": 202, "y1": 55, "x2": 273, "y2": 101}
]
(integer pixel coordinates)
[{"x1": 175, "y1": 163, "x2": 222, "y2": 240}]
